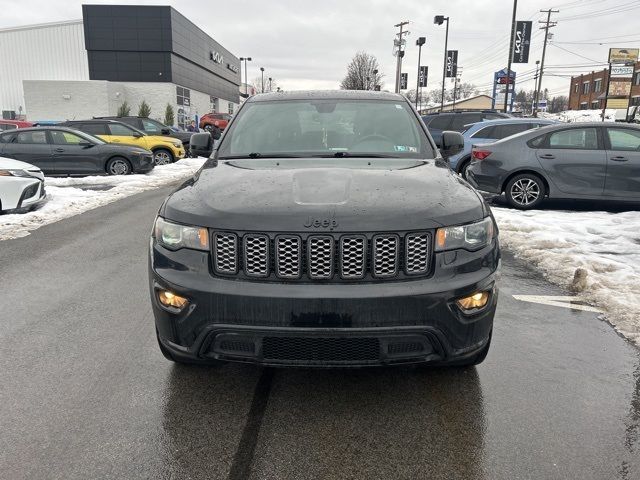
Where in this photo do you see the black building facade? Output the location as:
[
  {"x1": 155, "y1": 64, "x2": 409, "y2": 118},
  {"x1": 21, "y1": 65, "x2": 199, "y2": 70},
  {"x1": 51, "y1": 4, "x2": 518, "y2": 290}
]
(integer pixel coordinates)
[{"x1": 82, "y1": 5, "x2": 240, "y2": 104}]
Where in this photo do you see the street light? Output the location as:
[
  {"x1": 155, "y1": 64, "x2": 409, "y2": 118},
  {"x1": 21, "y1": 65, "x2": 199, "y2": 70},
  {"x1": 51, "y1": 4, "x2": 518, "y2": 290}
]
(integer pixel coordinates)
[
  {"x1": 260, "y1": 67, "x2": 265, "y2": 93},
  {"x1": 268, "y1": 77, "x2": 272, "y2": 92},
  {"x1": 434, "y1": 15, "x2": 450, "y2": 112},
  {"x1": 415, "y1": 36, "x2": 426, "y2": 110},
  {"x1": 239, "y1": 57, "x2": 252, "y2": 96}
]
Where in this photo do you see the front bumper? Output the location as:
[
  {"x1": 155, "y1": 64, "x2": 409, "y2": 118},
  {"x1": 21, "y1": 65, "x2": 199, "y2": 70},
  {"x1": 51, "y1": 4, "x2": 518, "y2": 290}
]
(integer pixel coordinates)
[
  {"x1": 149, "y1": 239, "x2": 500, "y2": 367},
  {"x1": 133, "y1": 154, "x2": 155, "y2": 173}
]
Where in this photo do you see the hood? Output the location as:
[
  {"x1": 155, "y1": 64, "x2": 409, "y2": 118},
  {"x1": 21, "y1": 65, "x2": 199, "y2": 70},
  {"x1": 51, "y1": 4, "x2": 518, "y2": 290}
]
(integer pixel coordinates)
[
  {"x1": 148, "y1": 135, "x2": 182, "y2": 147},
  {"x1": 162, "y1": 158, "x2": 486, "y2": 232},
  {"x1": 0, "y1": 156, "x2": 41, "y2": 171}
]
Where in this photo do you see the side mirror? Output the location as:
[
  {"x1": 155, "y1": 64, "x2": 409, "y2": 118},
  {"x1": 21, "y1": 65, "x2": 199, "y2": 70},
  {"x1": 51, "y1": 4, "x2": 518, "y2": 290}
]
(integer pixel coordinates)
[
  {"x1": 440, "y1": 131, "x2": 464, "y2": 157},
  {"x1": 189, "y1": 132, "x2": 213, "y2": 158},
  {"x1": 161, "y1": 128, "x2": 170, "y2": 135},
  {"x1": 78, "y1": 141, "x2": 93, "y2": 148},
  {"x1": 133, "y1": 131, "x2": 143, "y2": 138},
  {"x1": 211, "y1": 128, "x2": 222, "y2": 140}
]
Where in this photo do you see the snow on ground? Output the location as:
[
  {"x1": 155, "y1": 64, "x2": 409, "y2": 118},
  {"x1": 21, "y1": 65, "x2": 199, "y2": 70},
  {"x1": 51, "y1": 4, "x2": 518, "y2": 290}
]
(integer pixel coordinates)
[
  {"x1": 493, "y1": 206, "x2": 640, "y2": 345},
  {"x1": 539, "y1": 109, "x2": 617, "y2": 123},
  {"x1": 0, "y1": 157, "x2": 206, "y2": 241}
]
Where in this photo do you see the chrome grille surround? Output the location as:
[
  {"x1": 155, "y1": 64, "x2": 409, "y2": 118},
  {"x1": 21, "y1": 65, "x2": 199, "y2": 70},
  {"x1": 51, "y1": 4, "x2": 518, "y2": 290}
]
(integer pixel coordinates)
[
  {"x1": 275, "y1": 235, "x2": 302, "y2": 279},
  {"x1": 213, "y1": 232, "x2": 238, "y2": 274},
  {"x1": 307, "y1": 235, "x2": 335, "y2": 279},
  {"x1": 405, "y1": 233, "x2": 431, "y2": 275},
  {"x1": 243, "y1": 234, "x2": 269, "y2": 277},
  {"x1": 340, "y1": 235, "x2": 366, "y2": 279},
  {"x1": 372, "y1": 234, "x2": 399, "y2": 278}
]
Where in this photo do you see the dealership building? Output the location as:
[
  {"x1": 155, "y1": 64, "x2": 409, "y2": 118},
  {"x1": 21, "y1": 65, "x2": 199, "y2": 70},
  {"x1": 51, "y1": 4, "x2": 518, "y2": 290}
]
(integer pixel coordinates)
[{"x1": 0, "y1": 5, "x2": 240, "y2": 127}]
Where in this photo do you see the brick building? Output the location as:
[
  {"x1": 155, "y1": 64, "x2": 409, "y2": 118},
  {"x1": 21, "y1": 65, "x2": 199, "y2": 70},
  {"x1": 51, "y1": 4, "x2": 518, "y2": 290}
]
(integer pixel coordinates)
[{"x1": 569, "y1": 63, "x2": 640, "y2": 110}]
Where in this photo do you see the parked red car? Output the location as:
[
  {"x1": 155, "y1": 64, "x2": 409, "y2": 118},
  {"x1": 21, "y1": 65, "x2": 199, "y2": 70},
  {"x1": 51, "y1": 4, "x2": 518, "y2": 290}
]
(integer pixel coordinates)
[
  {"x1": 199, "y1": 113, "x2": 232, "y2": 132},
  {"x1": 0, "y1": 119, "x2": 33, "y2": 131}
]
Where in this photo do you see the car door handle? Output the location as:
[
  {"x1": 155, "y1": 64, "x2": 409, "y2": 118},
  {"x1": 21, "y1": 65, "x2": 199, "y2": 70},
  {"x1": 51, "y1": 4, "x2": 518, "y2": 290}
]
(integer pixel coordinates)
[
  {"x1": 540, "y1": 154, "x2": 555, "y2": 159},
  {"x1": 54, "y1": 148, "x2": 64, "y2": 153},
  {"x1": 611, "y1": 156, "x2": 628, "y2": 162}
]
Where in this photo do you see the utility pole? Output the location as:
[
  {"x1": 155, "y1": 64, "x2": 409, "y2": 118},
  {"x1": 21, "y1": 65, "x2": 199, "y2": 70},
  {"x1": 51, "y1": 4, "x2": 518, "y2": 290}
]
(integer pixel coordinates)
[
  {"x1": 533, "y1": 60, "x2": 540, "y2": 114},
  {"x1": 394, "y1": 21, "x2": 410, "y2": 93},
  {"x1": 452, "y1": 68, "x2": 462, "y2": 110},
  {"x1": 534, "y1": 9, "x2": 558, "y2": 116},
  {"x1": 504, "y1": 0, "x2": 518, "y2": 113}
]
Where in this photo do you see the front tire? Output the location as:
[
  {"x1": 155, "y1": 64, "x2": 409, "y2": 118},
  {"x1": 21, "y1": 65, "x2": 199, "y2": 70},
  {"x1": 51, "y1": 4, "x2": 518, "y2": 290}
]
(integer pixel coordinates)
[
  {"x1": 505, "y1": 173, "x2": 546, "y2": 209},
  {"x1": 458, "y1": 159, "x2": 471, "y2": 180},
  {"x1": 153, "y1": 148, "x2": 174, "y2": 165},
  {"x1": 106, "y1": 157, "x2": 131, "y2": 175}
]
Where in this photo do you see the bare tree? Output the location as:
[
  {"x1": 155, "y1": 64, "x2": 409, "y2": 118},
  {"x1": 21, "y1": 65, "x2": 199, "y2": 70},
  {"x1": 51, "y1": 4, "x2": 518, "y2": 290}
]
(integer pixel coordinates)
[
  {"x1": 251, "y1": 76, "x2": 279, "y2": 94},
  {"x1": 340, "y1": 52, "x2": 383, "y2": 90}
]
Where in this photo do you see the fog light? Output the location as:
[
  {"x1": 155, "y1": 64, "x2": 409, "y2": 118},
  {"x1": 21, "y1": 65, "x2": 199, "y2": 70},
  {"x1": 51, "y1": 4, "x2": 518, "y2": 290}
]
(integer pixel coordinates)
[
  {"x1": 158, "y1": 290, "x2": 188, "y2": 310},
  {"x1": 456, "y1": 291, "x2": 489, "y2": 311}
]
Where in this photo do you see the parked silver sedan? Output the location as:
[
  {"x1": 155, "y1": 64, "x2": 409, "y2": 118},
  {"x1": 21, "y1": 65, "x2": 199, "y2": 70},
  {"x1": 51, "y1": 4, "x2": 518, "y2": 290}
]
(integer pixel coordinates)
[{"x1": 467, "y1": 122, "x2": 640, "y2": 209}]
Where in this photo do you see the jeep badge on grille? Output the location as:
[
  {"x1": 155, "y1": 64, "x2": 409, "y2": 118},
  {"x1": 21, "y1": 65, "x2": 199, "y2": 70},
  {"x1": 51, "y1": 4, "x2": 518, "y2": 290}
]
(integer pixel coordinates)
[{"x1": 304, "y1": 216, "x2": 339, "y2": 229}]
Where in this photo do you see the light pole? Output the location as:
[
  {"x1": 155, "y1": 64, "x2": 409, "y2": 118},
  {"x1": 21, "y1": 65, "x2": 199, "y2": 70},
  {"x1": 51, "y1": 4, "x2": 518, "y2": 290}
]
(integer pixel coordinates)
[
  {"x1": 415, "y1": 36, "x2": 426, "y2": 110},
  {"x1": 533, "y1": 60, "x2": 540, "y2": 115},
  {"x1": 268, "y1": 77, "x2": 272, "y2": 92},
  {"x1": 434, "y1": 15, "x2": 450, "y2": 112},
  {"x1": 372, "y1": 69, "x2": 378, "y2": 90},
  {"x1": 260, "y1": 67, "x2": 265, "y2": 93},
  {"x1": 504, "y1": 0, "x2": 518, "y2": 113},
  {"x1": 239, "y1": 57, "x2": 252, "y2": 96}
]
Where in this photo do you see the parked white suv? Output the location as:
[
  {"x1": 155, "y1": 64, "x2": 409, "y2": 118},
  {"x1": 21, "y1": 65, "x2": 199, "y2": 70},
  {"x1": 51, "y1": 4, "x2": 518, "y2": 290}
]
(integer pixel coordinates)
[{"x1": 0, "y1": 157, "x2": 46, "y2": 213}]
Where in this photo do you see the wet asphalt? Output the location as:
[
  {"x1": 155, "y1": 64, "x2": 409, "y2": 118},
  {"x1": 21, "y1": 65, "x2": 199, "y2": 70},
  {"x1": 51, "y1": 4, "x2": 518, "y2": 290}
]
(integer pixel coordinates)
[{"x1": 0, "y1": 186, "x2": 639, "y2": 480}]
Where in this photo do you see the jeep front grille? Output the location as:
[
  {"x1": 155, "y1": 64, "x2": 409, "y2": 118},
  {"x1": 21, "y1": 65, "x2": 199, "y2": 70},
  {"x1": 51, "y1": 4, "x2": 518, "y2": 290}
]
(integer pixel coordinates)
[{"x1": 211, "y1": 231, "x2": 432, "y2": 282}]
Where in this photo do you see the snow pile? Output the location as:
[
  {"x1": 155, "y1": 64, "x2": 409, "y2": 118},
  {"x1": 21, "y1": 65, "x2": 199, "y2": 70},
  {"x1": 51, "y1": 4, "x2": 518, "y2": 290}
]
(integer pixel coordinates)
[
  {"x1": 493, "y1": 206, "x2": 640, "y2": 345},
  {"x1": 539, "y1": 109, "x2": 617, "y2": 123},
  {"x1": 0, "y1": 157, "x2": 206, "y2": 241}
]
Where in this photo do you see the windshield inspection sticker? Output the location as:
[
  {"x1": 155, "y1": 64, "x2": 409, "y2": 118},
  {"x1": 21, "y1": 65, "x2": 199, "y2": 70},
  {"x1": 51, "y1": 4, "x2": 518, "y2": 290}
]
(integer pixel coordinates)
[{"x1": 394, "y1": 145, "x2": 418, "y2": 152}]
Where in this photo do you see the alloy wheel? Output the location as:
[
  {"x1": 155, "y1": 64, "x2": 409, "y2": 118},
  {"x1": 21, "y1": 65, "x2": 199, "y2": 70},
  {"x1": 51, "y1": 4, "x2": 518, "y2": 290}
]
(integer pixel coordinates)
[
  {"x1": 510, "y1": 178, "x2": 540, "y2": 206},
  {"x1": 154, "y1": 151, "x2": 171, "y2": 165},
  {"x1": 109, "y1": 159, "x2": 129, "y2": 175}
]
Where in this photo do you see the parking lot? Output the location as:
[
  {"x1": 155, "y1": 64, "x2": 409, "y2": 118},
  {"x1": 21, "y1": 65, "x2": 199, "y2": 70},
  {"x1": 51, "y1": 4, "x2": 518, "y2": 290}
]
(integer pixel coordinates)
[{"x1": 1, "y1": 184, "x2": 638, "y2": 480}]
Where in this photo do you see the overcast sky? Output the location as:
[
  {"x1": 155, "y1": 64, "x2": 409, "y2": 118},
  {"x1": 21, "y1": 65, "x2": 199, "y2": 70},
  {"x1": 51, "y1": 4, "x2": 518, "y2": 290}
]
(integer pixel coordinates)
[{"x1": 1, "y1": 0, "x2": 638, "y2": 98}]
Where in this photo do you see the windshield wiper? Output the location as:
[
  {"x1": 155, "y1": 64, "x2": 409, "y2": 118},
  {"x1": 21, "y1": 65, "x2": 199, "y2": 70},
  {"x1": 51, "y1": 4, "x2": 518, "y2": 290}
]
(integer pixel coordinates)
[
  {"x1": 218, "y1": 153, "x2": 305, "y2": 159},
  {"x1": 312, "y1": 152, "x2": 400, "y2": 158}
]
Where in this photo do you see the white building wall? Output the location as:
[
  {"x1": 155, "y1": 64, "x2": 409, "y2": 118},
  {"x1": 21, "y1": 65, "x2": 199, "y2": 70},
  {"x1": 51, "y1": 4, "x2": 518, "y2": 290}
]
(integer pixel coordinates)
[
  {"x1": 23, "y1": 80, "x2": 237, "y2": 125},
  {"x1": 0, "y1": 21, "x2": 88, "y2": 117}
]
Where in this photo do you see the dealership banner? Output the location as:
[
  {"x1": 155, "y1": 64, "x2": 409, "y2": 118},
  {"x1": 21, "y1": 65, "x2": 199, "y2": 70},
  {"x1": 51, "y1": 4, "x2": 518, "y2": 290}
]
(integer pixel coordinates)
[
  {"x1": 419, "y1": 66, "x2": 428, "y2": 87},
  {"x1": 512, "y1": 21, "x2": 532, "y2": 64},
  {"x1": 400, "y1": 73, "x2": 408, "y2": 90},
  {"x1": 446, "y1": 50, "x2": 458, "y2": 77}
]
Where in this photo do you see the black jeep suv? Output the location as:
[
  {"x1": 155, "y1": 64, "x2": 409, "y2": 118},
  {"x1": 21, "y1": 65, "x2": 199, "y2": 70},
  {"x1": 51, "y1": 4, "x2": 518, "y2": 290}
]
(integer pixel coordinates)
[{"x1": 149, "y1": 91, "x2": 500, "y2": 368}]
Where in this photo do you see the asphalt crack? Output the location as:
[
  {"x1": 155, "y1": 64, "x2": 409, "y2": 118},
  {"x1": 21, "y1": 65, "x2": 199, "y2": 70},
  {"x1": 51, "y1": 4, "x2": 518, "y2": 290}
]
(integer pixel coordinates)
[{"x1": 228, "y1": 367, "x2": 275, "y2": 480}]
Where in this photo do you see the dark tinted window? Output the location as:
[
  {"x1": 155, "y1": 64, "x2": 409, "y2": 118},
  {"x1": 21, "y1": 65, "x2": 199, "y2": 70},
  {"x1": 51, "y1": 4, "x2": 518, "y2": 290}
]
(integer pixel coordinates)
[
  {"x1": 0, "y1": 132, "x2": 16, "y2": 143},
  {"x1": 471, "y1": 125, "x2": 496, "y2": 139},
  {"x1": 548, "y1": 128, "x2": 599, "y2": 150},
  {"x1": 492, "y1": 123, "x2": 531, "y2": 139},
  {"x1": 107, "y1": 123, "x2": 137, "y2": 136},
  {"x1": 141, "y1": 119, "x2": 164, "y2": 134},
  {"x1": 117, "y1": 118, "x2": 141, "y2": 129},
  {"x1": 450, "y1": 114, "x2": 482, "y2": 131},
  {"x1": 426, "y1": 116, "x2": 451, "y2": 130},
  {"x1": 0, "y1": 124, "x2": 17, "y2": 131},
  {"x1": 76, "y1": 123, "x2": 108, "y2": 135},
  {"x1": 17, "y1": 131, "x2": 48, "y2": 144},
  {"x1": 528, "y1": 134, "x2": 545, "y2": 148}
]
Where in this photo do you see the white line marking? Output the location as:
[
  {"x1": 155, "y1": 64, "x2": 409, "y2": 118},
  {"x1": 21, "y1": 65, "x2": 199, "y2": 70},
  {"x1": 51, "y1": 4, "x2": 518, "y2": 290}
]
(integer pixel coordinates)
[{"x1": 512, "y1": 295, "x2": 604, "y2": 313}]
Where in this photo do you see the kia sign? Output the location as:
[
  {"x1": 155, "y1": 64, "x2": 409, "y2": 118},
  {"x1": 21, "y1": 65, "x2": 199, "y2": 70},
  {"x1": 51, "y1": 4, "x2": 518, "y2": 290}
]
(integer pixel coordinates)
[
  {"x1": 512, "y1": 21, "x2": 532, "y2": 64},
  {"x1": 446, "y1": 50, "x2": 458, "y2": 78},
  {"x1": 400, "y1": 73, "x2": 408, "y2": 90}
]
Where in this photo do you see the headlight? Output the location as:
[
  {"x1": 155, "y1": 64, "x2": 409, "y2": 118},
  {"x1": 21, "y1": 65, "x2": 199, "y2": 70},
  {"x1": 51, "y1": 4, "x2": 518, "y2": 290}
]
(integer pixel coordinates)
[
  {"x1": 435, "y1": 217, "x2": 495, "y2": 252},
  {"x1": 0, "y1": 169, "x2": 31, "y2": 177},
  {"x1": 173, "y1": 141, "x2": 182, "y2": 148},
  {"x1": 153, "y1": 217, "x2": 209, "y2": 251}
]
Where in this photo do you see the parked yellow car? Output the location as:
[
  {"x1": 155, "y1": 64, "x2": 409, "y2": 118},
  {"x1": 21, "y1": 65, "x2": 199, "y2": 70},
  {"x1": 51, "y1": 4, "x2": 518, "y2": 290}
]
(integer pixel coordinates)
[{"x1": 61, "y1": 119, "x2": 186, "y2": 165}]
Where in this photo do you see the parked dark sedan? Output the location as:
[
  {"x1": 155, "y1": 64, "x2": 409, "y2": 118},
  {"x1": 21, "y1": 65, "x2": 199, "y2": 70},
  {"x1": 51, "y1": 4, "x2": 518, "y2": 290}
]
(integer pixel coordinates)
[
  {"x1": 467, "y1": 122, "x2": 640, "y2": 209},
  {"x1": 0, "y1": 127, "x2": 154, "y2": 175}
]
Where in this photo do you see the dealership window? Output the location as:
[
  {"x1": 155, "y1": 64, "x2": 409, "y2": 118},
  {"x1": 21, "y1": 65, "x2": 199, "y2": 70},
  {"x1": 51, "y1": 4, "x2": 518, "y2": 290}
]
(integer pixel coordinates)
[
  {"x1": 228, "y1": 103, "x2": 234, "y2": 115},
  {"x1": 582, "y1": 82, "x2": 590, "y2": 94},
  {"x1": 594, "y1": 79, "x2": 602, "y2": 92},
  {"x1": 177, "y1": 86, "x2": 192, "y2": 129},
  {"x1": 210, "y1": 96, "x2": 219, "y2": 113},
  {"x1": 549, "y1": 128, "x2": 598, "y2": 150}
]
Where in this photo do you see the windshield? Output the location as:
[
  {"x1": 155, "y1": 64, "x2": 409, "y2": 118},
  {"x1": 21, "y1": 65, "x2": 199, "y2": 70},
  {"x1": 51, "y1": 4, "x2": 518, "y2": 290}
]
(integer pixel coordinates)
[{"x1": 217, "y1": 99, "x2": 435, "y2": 159}]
